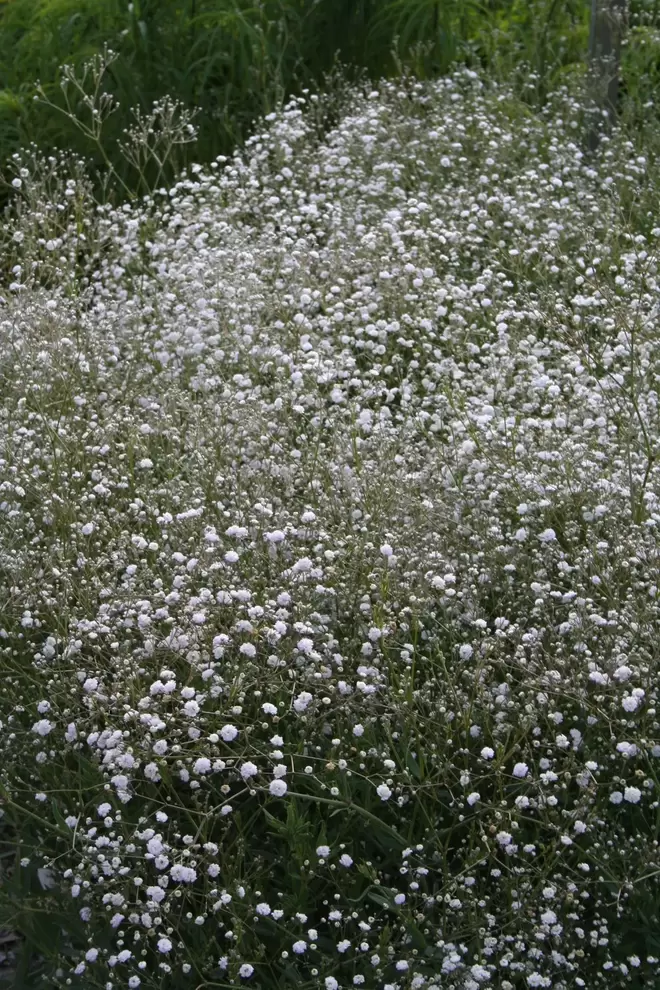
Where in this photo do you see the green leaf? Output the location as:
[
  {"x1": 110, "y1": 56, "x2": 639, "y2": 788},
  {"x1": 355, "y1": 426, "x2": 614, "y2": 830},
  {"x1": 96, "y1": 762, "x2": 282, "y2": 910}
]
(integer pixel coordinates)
[{"x1": 0, "y1": 90, "x2": 23, "y2": 114}]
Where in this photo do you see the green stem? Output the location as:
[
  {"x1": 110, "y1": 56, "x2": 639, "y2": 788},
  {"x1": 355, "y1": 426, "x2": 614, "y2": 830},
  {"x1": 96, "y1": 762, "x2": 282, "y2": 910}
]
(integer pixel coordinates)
[{"x1": 284, "y1": 789, "x2": 407, "y2": 844}]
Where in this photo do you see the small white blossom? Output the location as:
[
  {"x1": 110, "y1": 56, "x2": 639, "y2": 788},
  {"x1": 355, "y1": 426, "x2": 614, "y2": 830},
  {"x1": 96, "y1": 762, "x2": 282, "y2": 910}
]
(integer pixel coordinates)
[{"x1": 32, "y1": 719, "x2": 53, "y2": 736}]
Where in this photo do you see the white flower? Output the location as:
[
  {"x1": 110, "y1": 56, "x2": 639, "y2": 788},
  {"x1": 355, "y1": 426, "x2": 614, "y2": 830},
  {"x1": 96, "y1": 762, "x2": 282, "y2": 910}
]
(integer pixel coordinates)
[
  {"x1": 239, "y1": 964, "x2": 254, "y2": 978},
  {"x1": 269, "y1": 779, "x2": 288, "y2": 797},
  {"x1": 610, "y1": 791, "x2": 624, "y2": 804},
  {"x1": 480, "y1": 747, "x2": 495, "y2": 760},
  {"x1": 32, "y1": 719, "x2": 53, "y2": 736},
  {"x1": 170, "y1": 865, "x2": 197, "y2": 883},
  {"x1": 376, "y1": 783, "x2": 392, "y2": 801},
  {"x1": 538, "y1": 528, "x2": 556, "y2": 543},
  {"x1": 261, "y1": 703, "x2": 277, "y2": 715},
  {"x1": 316, "y1": 845, "x2": 330, "y2": 858},
  {"x1": 624, "y1": 786, "x2": 642, "y2": 804},
  {"x1": 240, "y1": 761, "x2": 259, "y2": 780},
  {"x1": 157, "y1": 937, "x2": 172, "y2": 953},
  {"x1": 512, "y1": 762, "x2": 529, "y2": 778},
  {"x1": 339, "y1": 854, "x2": 353, "y2": 867},
  {"x1": 293, "y1": 691, "x2": 313, "y2": 712},
  {"x1": 81, "y1": 522, "x2": 95, "y2": 536},
  {"x1": 220, "y1": 724, "x2": 238, "y2": 742},
  {"x1": 466, "y1": 792, "x2": 480, "y2": 806},
  {"x1": 193, "y1": 757, "x2": 212, "y2": 775},
  {"x1": 292, "y1": 940, "x2": 307, "y2": 954}
]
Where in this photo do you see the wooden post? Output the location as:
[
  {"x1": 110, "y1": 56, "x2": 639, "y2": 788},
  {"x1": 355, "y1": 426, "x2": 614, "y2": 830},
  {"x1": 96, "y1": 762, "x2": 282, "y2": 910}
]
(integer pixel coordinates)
[{"x1": 587, "y1": 0, "x2": 629, "y2": 151}]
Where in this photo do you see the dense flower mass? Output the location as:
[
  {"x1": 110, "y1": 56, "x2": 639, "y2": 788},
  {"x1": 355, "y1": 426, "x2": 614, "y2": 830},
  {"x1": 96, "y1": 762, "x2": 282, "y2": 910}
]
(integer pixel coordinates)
[{"x1": 0, "y1": 69, "x2": 659, "y2": 990}]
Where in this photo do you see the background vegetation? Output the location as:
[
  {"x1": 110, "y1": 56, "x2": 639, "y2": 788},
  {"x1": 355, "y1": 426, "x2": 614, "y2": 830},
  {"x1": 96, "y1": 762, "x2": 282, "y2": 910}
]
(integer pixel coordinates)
[{"x1": 1, "y1": 0, "x2": 660, "y2": 209}]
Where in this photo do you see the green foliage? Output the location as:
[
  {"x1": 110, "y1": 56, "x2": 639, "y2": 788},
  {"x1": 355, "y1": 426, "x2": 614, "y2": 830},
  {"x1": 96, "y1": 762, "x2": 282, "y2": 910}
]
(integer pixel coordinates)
[{"x1": 1, "y1": 0, "x2": 657, "y2": 209}]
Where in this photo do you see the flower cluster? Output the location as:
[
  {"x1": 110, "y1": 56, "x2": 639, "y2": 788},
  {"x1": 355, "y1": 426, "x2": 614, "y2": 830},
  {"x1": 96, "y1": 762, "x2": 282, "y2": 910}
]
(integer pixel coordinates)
[{"x1": 0, "y1": 69, "x2": 659, "y2": 990}]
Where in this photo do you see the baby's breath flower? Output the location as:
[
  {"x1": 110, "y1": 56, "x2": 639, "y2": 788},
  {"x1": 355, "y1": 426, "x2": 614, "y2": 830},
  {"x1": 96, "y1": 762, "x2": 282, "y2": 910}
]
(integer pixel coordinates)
[{"x1": 3, "y1": 67, "x2": 660, "y2": 990}]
